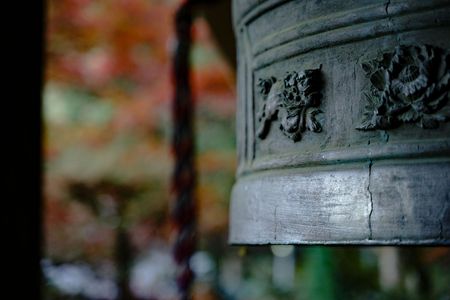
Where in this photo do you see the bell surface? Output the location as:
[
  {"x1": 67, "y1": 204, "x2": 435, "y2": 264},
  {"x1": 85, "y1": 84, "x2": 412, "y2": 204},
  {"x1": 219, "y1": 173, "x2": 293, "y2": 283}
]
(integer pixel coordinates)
[{"x1": 229, "y1": 0, "x2": 450, "y2": 245}]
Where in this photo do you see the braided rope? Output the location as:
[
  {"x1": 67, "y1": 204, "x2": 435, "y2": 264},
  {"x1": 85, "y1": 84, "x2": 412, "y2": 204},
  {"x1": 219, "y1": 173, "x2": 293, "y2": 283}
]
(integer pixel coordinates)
[{"x1": 171, "y1": 2, "x2": 197, "y2": 299}]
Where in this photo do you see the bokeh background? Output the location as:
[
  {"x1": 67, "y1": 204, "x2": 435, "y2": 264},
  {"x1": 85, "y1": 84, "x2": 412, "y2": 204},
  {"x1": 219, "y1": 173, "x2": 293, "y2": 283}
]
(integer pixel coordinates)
[{"x1": 43, "y1": 0, "x2": 450, "y2": 299}]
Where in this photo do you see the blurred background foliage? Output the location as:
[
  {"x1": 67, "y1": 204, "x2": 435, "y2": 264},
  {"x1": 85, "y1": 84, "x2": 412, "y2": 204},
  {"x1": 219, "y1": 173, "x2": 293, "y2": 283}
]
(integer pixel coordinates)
[{"x1": 43, "y1": 0, "x2": 449, "y2": 299}]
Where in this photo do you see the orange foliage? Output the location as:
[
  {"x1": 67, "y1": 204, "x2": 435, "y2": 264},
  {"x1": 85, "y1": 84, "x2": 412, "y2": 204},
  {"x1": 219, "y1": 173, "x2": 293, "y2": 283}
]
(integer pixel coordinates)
[{"x1": 45, "y1": 0, "x2": 236, "y2": 271}]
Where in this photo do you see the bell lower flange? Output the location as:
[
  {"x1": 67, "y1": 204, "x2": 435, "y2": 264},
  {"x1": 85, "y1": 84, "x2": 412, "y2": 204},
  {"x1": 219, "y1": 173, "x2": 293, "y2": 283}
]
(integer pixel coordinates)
[{"x1": 229, "y1": 159, "x2": 450, "y2": 245}]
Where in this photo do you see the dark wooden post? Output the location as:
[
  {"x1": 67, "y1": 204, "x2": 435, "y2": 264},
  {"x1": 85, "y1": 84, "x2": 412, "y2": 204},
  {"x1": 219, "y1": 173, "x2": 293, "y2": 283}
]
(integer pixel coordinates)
[{"x1": 4, "y1": 0, "x2": 45, "y2": 298}]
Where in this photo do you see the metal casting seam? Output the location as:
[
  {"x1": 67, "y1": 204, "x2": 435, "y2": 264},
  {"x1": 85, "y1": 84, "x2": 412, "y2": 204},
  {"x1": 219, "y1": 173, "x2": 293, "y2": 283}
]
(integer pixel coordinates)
[{"x1": 368, "y1": 159, "x2": 374, "y2": 240}]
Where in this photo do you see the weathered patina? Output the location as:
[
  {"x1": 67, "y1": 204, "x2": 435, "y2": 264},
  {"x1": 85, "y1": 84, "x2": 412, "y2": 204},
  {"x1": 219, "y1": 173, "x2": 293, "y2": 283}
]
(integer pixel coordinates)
[{"x1": 230, "y1": 0, "x2": 450, "y2": 245}]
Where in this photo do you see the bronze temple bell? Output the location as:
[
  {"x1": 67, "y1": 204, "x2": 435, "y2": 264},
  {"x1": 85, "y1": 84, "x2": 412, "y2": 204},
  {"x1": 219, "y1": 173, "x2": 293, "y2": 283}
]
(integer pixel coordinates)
[{"x1": 229, "y1": 0, "x2": 450, "y2": 245}]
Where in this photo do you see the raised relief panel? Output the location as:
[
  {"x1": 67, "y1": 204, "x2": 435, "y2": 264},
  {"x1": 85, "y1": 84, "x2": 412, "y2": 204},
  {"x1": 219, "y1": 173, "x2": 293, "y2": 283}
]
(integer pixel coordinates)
[
  {"x1": 230, "y1": 0, "x2": 450, "y2": 245},
  {"x1": 256, "y1": 68, "x2": 323, "y2": 142},
  {"x1": 357, "y1": 44, "x2": 450, "y2": 131}
]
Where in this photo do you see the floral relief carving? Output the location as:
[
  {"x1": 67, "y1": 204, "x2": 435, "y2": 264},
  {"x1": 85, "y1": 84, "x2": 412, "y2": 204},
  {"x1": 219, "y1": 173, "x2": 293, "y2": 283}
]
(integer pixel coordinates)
[
  {"x1": 256, "y1": 68, "x2": 323, "y2": 142},
  {"x1": 357, "y1": 44, "x2": 450, "y2": 131}
]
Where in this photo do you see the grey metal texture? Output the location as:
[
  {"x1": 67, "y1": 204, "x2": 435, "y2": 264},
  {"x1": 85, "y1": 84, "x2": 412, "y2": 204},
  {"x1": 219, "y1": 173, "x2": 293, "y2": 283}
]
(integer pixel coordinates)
[{"x1": 230, "y1": 0, "x2": 450, "y2": 245}]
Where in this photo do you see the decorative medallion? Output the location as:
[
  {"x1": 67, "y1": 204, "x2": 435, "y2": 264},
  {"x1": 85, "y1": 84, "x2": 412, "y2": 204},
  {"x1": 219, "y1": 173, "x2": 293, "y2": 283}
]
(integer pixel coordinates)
[
  {"x1": 256, "y1": 68, "x2": 323, "y2": 142},
  {"x1": 357, "y1": 44, "x2": 450, "y2": 130}
]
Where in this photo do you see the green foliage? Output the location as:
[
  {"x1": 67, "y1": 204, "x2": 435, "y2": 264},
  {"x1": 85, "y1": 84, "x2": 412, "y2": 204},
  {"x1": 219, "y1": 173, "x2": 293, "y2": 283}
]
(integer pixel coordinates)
[
  {"x1": 44, "y1": 84, "x2": 115, "y2": 126},
  {"x1": 298, "y1": 247, "x2": 336, "y2": 300},
  {"x1": 196, "y1": 108, "x2": 236, "y2": 154}
]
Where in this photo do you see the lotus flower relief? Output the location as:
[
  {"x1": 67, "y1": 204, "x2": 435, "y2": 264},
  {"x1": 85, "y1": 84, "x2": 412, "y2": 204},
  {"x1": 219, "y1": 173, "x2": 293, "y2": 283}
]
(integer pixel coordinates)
[
  {"x1": 357, "y1": 44, "x2": 450, "y2": 130},
  {"x1": 256, "y1": 68, "x2": 323, "y2": 142}
]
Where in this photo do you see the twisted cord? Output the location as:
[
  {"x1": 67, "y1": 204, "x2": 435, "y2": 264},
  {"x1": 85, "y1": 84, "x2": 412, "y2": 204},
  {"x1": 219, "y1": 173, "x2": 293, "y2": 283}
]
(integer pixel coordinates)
[{"x1": 171, "y1": 2, "x2": 197, "y2": 300}]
